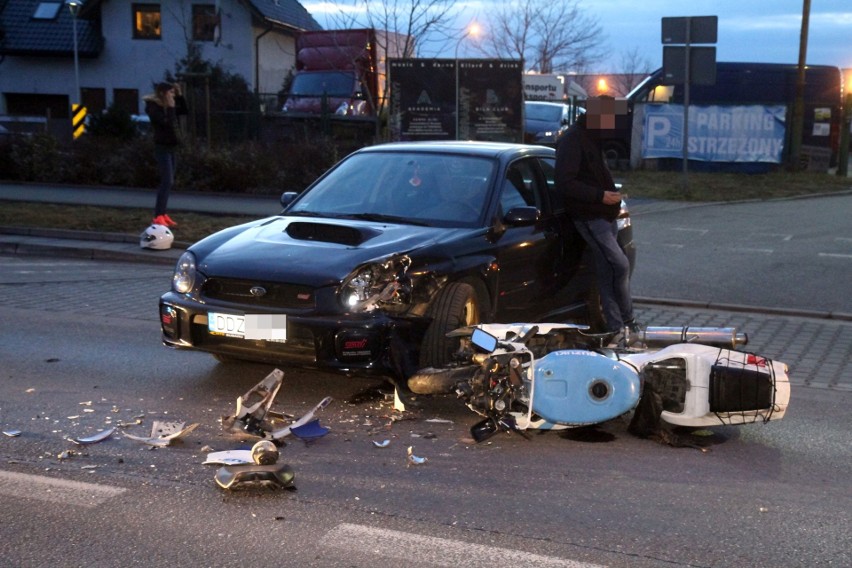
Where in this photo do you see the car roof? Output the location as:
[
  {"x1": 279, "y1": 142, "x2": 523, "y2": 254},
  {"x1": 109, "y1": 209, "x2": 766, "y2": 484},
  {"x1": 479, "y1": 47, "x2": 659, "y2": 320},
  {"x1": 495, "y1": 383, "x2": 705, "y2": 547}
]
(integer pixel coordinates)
[{"x1": 354, "y1": 140, "x2": 555, "y2": 159}]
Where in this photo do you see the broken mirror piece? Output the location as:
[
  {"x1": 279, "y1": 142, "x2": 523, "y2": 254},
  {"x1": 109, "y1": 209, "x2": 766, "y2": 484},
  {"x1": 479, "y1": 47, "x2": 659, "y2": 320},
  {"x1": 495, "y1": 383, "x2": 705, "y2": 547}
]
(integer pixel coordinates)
[{"x1": 69, "y1": 427, "x2": 116, "y2": 446}]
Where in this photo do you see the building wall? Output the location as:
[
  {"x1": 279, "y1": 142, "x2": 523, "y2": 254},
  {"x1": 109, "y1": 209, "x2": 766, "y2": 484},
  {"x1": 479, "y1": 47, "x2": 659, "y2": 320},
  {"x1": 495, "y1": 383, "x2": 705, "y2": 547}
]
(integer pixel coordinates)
[
  {"x1": 0, "y1": 0, "x2": 298, "y2": 115},
  {"x1": 255, "y1": 24, "x2": 297, "y2": 95}
]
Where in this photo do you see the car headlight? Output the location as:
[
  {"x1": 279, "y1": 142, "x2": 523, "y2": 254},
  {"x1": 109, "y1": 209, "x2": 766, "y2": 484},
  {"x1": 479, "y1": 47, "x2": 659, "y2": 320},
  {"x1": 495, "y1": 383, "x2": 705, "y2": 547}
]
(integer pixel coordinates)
[
  {"x1": 616, "y1": 199, "x2": 631, "y2": 231},
  {"x1": 340, "y1": 256, "x2": 412, "y2": 312},
  {"x1": 172, "y1": 251, "x2": 197, "y2": 294}
]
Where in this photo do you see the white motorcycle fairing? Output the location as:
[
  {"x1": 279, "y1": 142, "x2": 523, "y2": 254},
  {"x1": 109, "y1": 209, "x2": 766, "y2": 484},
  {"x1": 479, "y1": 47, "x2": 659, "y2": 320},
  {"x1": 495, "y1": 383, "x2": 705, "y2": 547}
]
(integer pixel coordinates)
[
  {"x1": 461, "y1": 323, "x2": 790, "y2": 434},
  {"x1": 619, "y1": 343, "x2": 790, "y2": 427}
]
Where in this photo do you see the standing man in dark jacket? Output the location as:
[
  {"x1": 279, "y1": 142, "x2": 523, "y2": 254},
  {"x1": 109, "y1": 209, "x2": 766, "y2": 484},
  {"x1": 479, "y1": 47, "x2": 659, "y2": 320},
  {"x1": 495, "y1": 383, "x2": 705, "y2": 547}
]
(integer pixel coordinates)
[
  {"x1": 144, "y1": 82, "x2": 186, "y2": 227},
  {"x1": 555, "y1": 96, "x2": 638, "y2": 345}
]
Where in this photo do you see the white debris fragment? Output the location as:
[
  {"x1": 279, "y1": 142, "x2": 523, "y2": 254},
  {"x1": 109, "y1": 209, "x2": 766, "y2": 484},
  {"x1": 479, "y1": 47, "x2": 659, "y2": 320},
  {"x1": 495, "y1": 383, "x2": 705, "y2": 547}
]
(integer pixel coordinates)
[
  {"x1": 69, "y1": 427, "x2": 116, "y2": 446},
  {"x1": 124, "y1": 422, "x2": 199, "y2": 447},
  {"x1": 407, "y1": 446, "x2": 427, "y2": 466}
]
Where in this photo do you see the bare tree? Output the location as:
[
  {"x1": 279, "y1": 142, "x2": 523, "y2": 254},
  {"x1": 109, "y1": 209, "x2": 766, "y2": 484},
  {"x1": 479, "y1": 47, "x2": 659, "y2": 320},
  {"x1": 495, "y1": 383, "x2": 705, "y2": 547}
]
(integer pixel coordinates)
[
  {"x1": 317, "y1": 0, "x2": 457, "y2": 58},
  {"x1": 477, "y1": 0, "x2": 606, "y2": 73},
  {"x1": 613, "y1": 47, "x2": 652, "y2": 96}
]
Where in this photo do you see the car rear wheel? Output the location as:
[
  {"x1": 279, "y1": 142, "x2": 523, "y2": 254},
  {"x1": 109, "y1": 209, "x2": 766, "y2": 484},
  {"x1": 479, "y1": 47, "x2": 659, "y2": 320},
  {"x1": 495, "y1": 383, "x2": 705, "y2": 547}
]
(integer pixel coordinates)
[{"x1": 419, "y1": 282, "x2": 480, "y2": 368}]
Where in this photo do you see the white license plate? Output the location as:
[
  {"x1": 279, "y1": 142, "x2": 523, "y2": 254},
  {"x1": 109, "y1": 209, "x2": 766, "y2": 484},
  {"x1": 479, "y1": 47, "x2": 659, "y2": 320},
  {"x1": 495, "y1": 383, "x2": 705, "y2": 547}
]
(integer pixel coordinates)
[{"x1": 208, "y1": 312, "x2": 287, "y2": 342}]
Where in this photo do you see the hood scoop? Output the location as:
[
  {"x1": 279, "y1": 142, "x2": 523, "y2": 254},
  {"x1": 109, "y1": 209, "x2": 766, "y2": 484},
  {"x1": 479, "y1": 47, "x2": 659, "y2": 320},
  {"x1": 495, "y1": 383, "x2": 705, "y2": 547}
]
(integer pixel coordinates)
[{"x1": 286, "y1": 221, "x2": 379, "y2": 246}]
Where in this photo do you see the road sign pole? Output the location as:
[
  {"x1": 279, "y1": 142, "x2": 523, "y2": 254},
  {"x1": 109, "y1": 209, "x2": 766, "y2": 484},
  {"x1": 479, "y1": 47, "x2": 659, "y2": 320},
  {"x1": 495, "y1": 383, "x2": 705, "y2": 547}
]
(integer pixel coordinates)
[{"x1": 681, "y1": 18, "x2": 691, "y2": 192}]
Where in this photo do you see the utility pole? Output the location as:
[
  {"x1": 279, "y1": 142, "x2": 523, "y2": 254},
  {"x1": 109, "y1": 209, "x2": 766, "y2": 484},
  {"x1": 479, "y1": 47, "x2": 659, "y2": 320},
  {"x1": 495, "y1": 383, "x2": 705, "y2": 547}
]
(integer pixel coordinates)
[
  {"x1": 67, "y1": 0, "x2": 82, "y2": 104},
  {"x1": 788, "y1": 0, "x2": 810, "y2": 172}
]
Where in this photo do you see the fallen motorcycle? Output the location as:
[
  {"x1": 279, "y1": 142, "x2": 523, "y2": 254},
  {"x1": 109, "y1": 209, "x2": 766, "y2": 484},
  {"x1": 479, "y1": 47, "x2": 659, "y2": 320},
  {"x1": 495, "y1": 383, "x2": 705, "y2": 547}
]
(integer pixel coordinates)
[{"x1": 442, "y1": 323, "x2": 791, "y2": 442}]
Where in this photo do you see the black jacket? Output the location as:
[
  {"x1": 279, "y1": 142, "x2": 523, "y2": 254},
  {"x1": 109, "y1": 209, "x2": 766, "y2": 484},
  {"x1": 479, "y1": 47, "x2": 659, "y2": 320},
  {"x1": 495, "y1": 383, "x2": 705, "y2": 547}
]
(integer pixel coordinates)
[
  {"x1": 144, "y1": 95, "x2": 186, "y2": 147},
  {"x1": 554, "y1": 119, "x2": 619, "y2": 221}
]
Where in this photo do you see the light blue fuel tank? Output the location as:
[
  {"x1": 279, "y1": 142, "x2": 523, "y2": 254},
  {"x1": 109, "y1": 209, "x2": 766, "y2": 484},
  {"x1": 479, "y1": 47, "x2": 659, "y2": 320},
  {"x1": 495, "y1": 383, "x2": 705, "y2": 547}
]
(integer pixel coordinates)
[{"x1": 532, "y1": 350, "x2": 641, "y2": 425}]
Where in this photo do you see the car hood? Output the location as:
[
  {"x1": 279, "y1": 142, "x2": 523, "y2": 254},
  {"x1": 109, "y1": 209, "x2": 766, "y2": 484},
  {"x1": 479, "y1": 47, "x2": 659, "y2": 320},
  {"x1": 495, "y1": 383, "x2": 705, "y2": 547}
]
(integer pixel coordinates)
[
  {"x1": 196, "y1": 216, "x2": 471, "y2": 286},
  {"x1": 525, "y1": 118, "x2": 559, "y2": 133}
]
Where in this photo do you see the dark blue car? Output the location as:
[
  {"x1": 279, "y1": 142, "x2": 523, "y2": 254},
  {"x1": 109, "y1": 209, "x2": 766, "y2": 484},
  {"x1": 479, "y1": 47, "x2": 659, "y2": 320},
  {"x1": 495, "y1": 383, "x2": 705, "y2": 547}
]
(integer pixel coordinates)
[
  {"x1": 523, "y1": 101, "x2": 582, "y2": 147},
  {"x1": 159, "y1": 141, "x2": 635, "y2": 379}
]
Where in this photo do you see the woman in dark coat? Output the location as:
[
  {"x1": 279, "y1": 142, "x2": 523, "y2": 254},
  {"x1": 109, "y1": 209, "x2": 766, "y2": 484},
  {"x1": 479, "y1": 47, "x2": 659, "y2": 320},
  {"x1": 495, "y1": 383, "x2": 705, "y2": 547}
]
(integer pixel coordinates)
[{"x1": 144, "y1": 82, "x2": 186, "y2": 227}]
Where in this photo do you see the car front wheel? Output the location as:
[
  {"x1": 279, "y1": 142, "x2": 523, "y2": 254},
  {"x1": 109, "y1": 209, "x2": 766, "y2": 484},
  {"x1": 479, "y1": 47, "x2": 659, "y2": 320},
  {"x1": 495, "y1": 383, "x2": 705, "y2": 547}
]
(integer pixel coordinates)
[{"x1": 419, "y1": 282, "x2": 480, "y2": 368}]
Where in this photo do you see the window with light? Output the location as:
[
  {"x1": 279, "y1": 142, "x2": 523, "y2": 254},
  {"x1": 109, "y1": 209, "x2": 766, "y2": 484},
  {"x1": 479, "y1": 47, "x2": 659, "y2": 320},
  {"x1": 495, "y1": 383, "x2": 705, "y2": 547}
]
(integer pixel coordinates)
[{"x1": 133, "y1": 4, "x2": 161, "y2": 40}]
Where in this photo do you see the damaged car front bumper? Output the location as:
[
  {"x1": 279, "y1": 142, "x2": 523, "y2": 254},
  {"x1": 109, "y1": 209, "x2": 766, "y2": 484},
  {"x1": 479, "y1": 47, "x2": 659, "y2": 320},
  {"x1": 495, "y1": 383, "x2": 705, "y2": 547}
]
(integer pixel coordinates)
[{"x1": 159, "y1": 292, "x2": 431, "y2": 374}]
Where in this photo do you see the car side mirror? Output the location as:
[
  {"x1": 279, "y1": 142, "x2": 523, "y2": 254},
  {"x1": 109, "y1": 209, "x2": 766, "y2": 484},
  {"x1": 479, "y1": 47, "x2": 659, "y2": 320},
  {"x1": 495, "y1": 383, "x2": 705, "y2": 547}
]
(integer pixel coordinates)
[
  {"x1": 471, "y1": 328, "x2": 498, "y2": 353},
  {"x1": 503, "y1": 206, "x2": 540, "y2": 226},
  {"x1": 280, "y1": 191, "x2": 299, "y2": 209}
]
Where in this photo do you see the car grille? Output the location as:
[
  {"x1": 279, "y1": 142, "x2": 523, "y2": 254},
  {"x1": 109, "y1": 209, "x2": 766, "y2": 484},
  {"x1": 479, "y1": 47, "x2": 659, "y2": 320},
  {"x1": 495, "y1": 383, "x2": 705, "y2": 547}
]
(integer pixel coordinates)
[{"x1": 202, "y1": 278, "x2": 316, "y2": 309}]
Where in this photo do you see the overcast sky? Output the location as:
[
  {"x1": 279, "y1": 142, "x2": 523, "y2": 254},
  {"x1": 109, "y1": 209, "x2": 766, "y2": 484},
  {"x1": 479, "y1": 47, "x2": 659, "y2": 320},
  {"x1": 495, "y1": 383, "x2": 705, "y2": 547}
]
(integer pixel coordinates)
[{"x1": 302, "y1": 0, "x2": 852, "y2": 72}]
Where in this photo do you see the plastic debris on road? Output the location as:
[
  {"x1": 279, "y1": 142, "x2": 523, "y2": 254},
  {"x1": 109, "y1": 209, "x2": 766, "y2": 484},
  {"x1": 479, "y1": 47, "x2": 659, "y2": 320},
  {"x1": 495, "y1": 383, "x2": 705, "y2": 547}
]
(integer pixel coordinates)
[
  {"x1": 124, "y1": 421, "x2": 199, "y2": 447},
  {"x1": 214, "y1": 440, "x2": 295, "y2": 490},
  {"x1": 69, "y1": 427, "x2": 116, "y2": 446},
  {"x1": 221, "y1": 369, "x2": 332, "y2": 442},
  {"x1": 406, "y1": 446, "x2": 427, "y2": 466}
]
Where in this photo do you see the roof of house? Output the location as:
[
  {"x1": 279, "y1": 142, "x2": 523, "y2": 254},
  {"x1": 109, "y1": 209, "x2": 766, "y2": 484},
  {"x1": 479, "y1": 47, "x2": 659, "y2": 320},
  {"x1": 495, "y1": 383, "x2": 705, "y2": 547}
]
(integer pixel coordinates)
[
  {"x1": 243, "y1": 0, "x2": 322, "y2": 32},
  {"x1": 0, "y1": 0, "x2": 104, "y2": 57},
  {"x1": 0, "y1": 0, "x2": 321, "y2": 58}
]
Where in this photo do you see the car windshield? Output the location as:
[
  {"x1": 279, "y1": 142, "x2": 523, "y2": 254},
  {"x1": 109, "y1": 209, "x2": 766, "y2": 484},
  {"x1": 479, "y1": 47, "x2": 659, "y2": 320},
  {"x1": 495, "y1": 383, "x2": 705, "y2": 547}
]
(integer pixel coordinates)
[
  {"x1": 289, "y1": 152, "x2": 497, "y2": 227},
  {"x1": 526, "y1": 104, "x2": 563, "y2": 122},
  {"x1": 289, "y1": 71, "x2": 356, "y2": 97}
]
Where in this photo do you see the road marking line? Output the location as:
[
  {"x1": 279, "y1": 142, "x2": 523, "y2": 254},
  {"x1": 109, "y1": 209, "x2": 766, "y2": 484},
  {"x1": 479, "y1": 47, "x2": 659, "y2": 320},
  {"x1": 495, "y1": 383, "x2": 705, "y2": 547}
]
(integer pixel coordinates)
[
  {"x1": 321, "y1": 523, "x2": 606, "y2": 568},
  {"x1": 0, "y1": 470, "x2": 126, "y2": 508},
  {"x1": 671, "y1": 227, "x2": 708, "y2": 235},
  {"x1": 835, "y1": 237, "x2": 852, "y2": 243},
  {"x1": 818, "y1": 252, "x2": 852, "y2": 259},
  {"x1": 750, "y1": 232, "x2": 793, "y2": 241},
  {"x1": 730, "y1": 247, "x2": 773, "y2": 254}
]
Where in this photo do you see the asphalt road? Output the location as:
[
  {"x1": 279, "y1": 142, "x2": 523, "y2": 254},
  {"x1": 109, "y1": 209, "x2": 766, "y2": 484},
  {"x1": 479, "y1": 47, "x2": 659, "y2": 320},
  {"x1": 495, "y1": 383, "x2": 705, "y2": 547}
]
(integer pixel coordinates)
[
  {"x1": 630, "y1": 193, "x2": 852, "y2": 315},
  {"x1": 0, "y1": 257, "x2": 850, "y2": 567},
  {"x1": 0, "y1": 185, "x2": 850, "y2": 566}
]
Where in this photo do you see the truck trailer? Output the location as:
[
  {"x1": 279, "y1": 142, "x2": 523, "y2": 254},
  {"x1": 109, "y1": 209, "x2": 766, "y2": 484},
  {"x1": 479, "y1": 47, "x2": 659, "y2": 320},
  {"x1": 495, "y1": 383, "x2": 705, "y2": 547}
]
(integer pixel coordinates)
[
  {"x1": 282, "y1": 28, "x2": 407, "y2": 119},
  {"x1": 604, "y1": 62, "x2": 843, "y2": 168}
]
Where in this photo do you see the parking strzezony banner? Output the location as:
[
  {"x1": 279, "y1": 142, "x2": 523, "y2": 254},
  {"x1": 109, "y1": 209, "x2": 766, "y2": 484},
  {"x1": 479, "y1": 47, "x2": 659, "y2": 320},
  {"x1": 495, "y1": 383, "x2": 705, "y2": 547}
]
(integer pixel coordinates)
[{"x1": 642, "y1": 104, "x2": 786, "y2": 162}]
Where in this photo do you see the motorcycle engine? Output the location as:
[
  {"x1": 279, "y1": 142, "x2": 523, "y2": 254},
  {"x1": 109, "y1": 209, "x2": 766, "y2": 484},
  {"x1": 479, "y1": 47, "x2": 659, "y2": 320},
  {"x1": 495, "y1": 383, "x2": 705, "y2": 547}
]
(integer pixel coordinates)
[{"x1": 457, "y1": 354, "x2": 529, "y2": 419}]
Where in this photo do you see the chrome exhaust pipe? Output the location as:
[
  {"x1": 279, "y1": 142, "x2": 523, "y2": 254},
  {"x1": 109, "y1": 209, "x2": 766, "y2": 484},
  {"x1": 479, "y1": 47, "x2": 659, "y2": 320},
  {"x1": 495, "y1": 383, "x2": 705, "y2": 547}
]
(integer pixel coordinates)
[{"x1": 638, "y1": 326, "x2": 748, "y2": 349}]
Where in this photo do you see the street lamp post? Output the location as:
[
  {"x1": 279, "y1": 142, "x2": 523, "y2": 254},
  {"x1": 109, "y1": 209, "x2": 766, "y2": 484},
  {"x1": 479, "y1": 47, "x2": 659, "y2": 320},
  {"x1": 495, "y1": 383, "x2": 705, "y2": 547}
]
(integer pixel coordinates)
[
  {"x1": 454, "y1": 23, "x2": 481, "y2": 140},
  {"x1": 67, "y1": 0, "x2": 82, "y2": 104}
]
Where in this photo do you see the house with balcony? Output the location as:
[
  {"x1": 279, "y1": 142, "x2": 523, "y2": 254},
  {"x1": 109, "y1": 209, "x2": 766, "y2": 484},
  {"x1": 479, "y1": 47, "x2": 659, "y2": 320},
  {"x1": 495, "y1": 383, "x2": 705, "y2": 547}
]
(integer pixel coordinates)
[{"x1": 0, "y1": 0, "x2": 320, "y2": 119}]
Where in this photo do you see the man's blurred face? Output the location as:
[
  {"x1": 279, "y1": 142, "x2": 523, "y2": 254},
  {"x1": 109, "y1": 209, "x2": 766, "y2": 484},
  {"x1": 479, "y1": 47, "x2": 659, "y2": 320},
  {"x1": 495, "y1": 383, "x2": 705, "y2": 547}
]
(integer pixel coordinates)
[{"x1": 586, "y1": 98, "x2": 628, "y2": 130}]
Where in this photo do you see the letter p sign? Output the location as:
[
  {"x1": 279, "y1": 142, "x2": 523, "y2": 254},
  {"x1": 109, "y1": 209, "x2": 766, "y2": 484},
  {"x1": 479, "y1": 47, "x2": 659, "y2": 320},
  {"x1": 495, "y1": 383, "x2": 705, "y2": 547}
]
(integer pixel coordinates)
[{"x1": 647, "y1": 115, "x2": 671, "y2": 146}]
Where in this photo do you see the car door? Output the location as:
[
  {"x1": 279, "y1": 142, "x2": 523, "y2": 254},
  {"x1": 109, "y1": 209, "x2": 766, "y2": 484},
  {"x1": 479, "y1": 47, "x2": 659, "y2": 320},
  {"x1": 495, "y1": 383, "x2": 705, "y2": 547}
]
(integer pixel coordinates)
[{"x1": 491, "y1": 157, "x2": 564, "y2": 321}]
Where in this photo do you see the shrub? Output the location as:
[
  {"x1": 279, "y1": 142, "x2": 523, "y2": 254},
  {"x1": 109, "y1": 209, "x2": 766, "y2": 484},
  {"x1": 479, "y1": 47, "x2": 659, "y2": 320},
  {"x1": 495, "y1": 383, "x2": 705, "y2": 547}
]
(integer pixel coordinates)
[
  {"x1": 0, "y1": 128, "x2": 358, "y2": 193},
  {"x1": 86, "y1": 105, "x2": 139, "y2": 141},
  {"x1": 8, "y1": 133, "x2": 65, "y2": 182}
]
